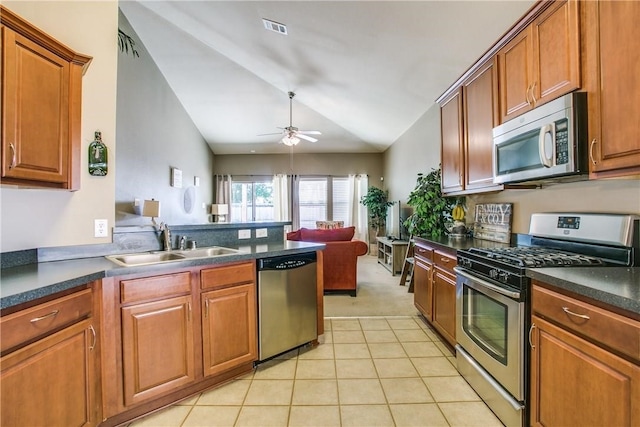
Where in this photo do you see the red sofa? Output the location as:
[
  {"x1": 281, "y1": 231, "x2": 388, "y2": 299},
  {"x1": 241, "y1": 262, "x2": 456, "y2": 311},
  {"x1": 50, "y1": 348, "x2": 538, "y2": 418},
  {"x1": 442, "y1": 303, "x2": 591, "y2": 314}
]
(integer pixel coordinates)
[{"x1": 287, "y1": 226, "x2": 368, "y2": 297}]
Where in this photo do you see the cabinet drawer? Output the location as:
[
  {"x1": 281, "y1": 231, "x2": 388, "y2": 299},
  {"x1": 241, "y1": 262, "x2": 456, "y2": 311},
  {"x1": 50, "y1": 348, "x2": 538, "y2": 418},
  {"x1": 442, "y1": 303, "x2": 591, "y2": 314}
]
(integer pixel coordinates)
[
  {"x1": 201, "y1": 262, "x2": 255, "y2": 290},
  {"x1": 434, "y1": 250, "x2": 457, "y2": 271},
  {"x1": 120, "y1": 272, "x2": 191, "y2": 304},
  {"x1": 414, "y1": 245, "x2": 433, "y2": 262},
  {"x1": 532, "y1": 285, "x2": 640, "y2": 361},
  {"x1": 1, "y1": 288, "x2": 92, "y2": 354}
]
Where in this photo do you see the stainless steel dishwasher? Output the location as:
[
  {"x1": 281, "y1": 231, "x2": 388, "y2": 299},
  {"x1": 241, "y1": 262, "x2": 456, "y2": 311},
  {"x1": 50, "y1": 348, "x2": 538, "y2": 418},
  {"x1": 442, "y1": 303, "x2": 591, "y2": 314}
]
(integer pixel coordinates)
[{"x1": 257, "y1": 252, "x2": 317, "y2": 361}]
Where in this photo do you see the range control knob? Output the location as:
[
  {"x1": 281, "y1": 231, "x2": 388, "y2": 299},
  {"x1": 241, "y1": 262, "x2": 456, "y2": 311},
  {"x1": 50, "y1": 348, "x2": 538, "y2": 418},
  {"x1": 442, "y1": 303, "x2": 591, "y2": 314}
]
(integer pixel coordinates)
[
  {"x1": 461, "y1": 258, "x2": 472, "y2": 268},
  {"x1": 498, "y1": 272, "x2": 510, "y2": 283},
  {"x1": 489, "y1": 269, "x2": 499, "y2": 279}
]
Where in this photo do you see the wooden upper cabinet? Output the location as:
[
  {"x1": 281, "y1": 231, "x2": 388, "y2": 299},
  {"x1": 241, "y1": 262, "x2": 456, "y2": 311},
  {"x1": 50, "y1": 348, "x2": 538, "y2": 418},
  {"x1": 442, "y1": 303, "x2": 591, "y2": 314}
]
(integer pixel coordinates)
[
  {"x1": 440, "y1": 88, "x2": 464, "y2": 194},
  {"x1": 498, "y1": 28, "x2": 533, "y2": 121},
  {"x1": 0, "y1": 6, "x2": 91, "y2": 190},
  {"x1": 463, "y1": 58, "x2": 500, "y2": 192},
  {"x1": 498, "y1": 0, "x2": 580, "y2": 123},
  {"x1": 584, "y1": 0, "x2": 640, "y2": 177}
]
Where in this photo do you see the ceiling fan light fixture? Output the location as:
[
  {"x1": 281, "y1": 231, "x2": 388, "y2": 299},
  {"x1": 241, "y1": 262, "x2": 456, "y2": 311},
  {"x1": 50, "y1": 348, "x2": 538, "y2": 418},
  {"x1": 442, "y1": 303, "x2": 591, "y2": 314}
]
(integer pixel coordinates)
[{"x1": 282, "y1": 135, "x2": 300, "y2": 146}]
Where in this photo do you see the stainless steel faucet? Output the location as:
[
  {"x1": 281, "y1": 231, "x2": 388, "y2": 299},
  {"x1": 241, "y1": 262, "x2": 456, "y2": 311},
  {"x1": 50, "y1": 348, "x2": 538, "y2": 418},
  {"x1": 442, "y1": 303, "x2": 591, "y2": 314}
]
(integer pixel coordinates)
[
  {"x1": 179, "y1": 235, "x2": 187, "y2": 251},
  {"x1": 160, "y1": 223, "x2": 172, "y2": 251}
]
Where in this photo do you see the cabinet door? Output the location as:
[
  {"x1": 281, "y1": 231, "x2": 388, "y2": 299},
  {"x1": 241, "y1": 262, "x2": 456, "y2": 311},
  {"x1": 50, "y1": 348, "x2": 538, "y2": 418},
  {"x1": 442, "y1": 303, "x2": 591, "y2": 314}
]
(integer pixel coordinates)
[
  {"x1": 202, "y1": 283, "x2": 257, "y2": 377},
  {"x1": 531, "y1": 0, "x2": 580, "y2": 105},
  {"x1": 463, "y1": 58, "x2": 500, "y2": 192},
  {"x1": 413, "y1": 258, "x2": 433, "y2": 320},
  {"x1": 1, "y1": 319, "x2": 97, "y2": 427},
  {"x1": 530, "y1": 315, "x2": 640, "y2": 426},
  {"x1": 1, "y1": 26, "x2": 70, "y2": 184},
  {"x1": 121, "y1": 295, "x2": 195, "y2": 406},
  {"x1": 440, "y1": 88, "x2": 464, "y2": 194},
  {"x1": 432, "y1": 268, "x2": 456, "y2": 347},
  {"x1": 587, "y1": 0, "x2": 640, "y2": 176},
  {"x1": 498, "y1": 28, "x2": 533, "y2": 122}
]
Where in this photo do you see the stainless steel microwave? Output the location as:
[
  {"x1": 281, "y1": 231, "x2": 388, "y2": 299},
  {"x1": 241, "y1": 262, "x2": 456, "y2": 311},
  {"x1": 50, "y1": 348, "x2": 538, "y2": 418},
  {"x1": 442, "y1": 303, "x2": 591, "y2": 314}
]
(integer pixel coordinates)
[{"x1": 492, "y1": 92, "x2": 587, "y2": 184}]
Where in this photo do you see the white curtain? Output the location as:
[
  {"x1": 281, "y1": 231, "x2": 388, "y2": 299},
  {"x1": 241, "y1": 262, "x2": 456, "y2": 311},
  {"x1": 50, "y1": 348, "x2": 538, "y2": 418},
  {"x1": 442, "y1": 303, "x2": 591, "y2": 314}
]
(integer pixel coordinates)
[
  {"x1": 272, "y1": 174, "x2": 291, "y2": 222},
  {"x1": 214, "y1": 174, "x2": 232, "y2": 204},
  {"x1": 348, "y1": 174, "x2": 369, "y2": 244},
  {"x1": 291, "y1": 174, "x2": 300, "y2": 231}
]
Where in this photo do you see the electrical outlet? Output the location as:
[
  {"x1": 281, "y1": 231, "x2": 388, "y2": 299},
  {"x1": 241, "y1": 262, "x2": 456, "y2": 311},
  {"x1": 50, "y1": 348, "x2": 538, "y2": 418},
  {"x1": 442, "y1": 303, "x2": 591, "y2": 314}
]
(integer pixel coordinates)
[
  {"x1": 238, "y1": 229, "x2": 251, "y2": 239},
  {"x1": 94, "y1": 219, "x2": 108, "y2": 238},
  {"x1": 256, "y1": 228, "x2": 268, "y2": 238}
]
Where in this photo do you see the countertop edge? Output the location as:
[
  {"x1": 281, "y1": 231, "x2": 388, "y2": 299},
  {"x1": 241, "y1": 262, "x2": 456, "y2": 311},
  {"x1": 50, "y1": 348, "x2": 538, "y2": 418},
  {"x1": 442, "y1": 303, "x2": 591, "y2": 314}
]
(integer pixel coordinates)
[{"x1": 1, "y1": 242, "x2": 324, "y2": 311}]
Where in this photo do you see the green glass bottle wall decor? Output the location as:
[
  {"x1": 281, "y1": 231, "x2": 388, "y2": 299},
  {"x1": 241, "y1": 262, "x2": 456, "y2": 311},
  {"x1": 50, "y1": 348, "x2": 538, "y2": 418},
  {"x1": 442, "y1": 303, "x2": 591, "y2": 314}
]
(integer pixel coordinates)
[{"x1": 88, "y1": 130, "x2": 108, "y2": 176}]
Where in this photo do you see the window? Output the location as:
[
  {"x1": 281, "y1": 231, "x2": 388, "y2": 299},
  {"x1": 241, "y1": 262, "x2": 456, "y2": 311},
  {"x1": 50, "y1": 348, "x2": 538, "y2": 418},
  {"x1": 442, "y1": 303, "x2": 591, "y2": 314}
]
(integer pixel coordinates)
[
  {"x1": 298, "y1": 176, "x2": 349, "y2": 229},
  {"x1": 231, "y1": 180, "x2": 274, "y2": 222}
]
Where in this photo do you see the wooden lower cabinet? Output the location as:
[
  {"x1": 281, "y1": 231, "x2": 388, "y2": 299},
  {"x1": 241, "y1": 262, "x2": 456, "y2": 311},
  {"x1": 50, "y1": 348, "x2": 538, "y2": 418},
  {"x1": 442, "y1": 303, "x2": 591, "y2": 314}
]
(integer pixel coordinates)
[
  {"x1": 413, "y1": 240, "x2": 457, "y2": 347},
  {"x1": 413, "y1": 257, "x2": 433, "y2": 320},
  {"x1": 530, "y1": 315, "x2": 640, "y2": 426},
  {"x1": 1, "y1": 316, "x2": 98, "y2": 427},
  {"x1": 102, "y1": 261, "x2": 258, "y2": 426},
  {"x1": 202, "y1": 283, "x2": 257, "y2": 377},
  {"x1": 121, "y1": 295, "x2": 195, "y2": 406},
  {"x1": 432, "y1": 268, "x2": 456, "y2": 346}
]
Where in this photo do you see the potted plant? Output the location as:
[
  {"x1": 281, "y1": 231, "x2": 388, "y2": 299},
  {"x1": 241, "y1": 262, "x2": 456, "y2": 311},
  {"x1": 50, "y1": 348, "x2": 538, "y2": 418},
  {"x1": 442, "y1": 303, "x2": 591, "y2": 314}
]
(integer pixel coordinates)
[
  {"x1": 360, "y1": 186, "x2": 394, "y2": 236},
  {"x1": 404, "y1": 166, "x2": 465, "y2": 238}
]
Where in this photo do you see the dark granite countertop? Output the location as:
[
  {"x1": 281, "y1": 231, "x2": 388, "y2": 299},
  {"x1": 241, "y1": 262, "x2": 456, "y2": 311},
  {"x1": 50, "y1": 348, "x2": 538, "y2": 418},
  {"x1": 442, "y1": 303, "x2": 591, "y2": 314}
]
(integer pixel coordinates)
[
  {"x1": 413, "y1": 235, "x2": 640, "y2": 317},
  {"x1": 413, "y1": 235, "x2": 511, "y2": 252},
  {"x1": 527, "y1": 267, "x2": 640, "y2": 316},
  {"x1": 0, "y1": 241, "x2": 323, "y2": 311}
]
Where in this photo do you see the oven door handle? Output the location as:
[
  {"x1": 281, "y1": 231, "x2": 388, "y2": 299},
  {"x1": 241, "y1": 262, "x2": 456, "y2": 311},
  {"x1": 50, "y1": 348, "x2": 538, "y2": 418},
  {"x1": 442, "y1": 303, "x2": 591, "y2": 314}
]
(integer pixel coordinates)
[{"x1": 454, "y1": 267, "x2": 521, "y2": 299}]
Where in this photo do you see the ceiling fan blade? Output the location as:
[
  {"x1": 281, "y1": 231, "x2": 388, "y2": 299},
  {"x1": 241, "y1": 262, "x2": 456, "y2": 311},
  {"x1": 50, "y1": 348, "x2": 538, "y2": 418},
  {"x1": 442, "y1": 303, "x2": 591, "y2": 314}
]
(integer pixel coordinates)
[
  {"x1": 257, "y1": 132, "x2": 283, "y2": 136},
  {"x1": 297, "y1": 133, "x2": 318, "y2": 143},
  {"x1": 297, "y1": 130, "x2": 322, "y2": 135}
]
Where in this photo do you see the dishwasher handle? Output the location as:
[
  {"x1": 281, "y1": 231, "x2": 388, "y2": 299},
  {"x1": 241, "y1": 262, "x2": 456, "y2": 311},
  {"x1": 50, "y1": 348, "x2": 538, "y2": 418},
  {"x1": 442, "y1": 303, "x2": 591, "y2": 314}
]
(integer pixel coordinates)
[{"x1": 258, "y1": 253, "x2": 317, "y2": 270}]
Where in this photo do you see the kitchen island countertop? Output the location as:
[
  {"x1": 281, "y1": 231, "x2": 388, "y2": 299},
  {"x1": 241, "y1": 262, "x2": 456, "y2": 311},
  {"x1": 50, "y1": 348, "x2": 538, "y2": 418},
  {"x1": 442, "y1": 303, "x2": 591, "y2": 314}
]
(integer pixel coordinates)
[{"x1": 0, "y1": 241, "x2": 324, "y2": 311}]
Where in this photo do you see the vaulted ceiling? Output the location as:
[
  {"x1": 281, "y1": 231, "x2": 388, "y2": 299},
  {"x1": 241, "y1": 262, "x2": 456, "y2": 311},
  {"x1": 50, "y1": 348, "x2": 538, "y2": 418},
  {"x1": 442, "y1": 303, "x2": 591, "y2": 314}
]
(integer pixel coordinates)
[{"x1": 120, "y1": 1, "x2": 535, "y2": 155}]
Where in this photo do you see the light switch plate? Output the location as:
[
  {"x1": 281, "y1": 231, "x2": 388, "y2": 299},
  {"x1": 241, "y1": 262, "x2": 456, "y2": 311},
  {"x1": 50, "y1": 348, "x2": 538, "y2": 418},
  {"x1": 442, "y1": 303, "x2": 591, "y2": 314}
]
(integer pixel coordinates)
[
  {"x1": 256, "y1": 228, "x2": 268, "y2": 238},
  {"x1": 238, "y1": 229, "x2": 251, "y2": 239},
  {"x1": 94, "y1": 219, "x2": 108, "y2": 238}
]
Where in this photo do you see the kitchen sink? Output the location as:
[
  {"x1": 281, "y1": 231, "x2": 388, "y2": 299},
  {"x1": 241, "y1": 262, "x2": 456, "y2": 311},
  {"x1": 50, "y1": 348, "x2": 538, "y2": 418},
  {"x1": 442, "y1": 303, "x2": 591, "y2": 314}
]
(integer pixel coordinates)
[
  {"x1": 107, "y1": 252, "x2": 187, "y2": 267},
  {"x1": 106, "y1": 246, "x2": 241, "y2": 267},
  {"x1": 179, "y1": 246, "x2": 240, "y2": 258}
]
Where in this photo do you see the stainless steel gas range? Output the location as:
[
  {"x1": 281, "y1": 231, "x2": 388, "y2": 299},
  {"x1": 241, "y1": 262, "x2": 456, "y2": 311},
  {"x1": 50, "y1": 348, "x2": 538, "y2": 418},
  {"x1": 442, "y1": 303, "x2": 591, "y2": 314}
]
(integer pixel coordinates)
[{"x1": 454, "y1": 213, "x2": 639, "y2": 427}]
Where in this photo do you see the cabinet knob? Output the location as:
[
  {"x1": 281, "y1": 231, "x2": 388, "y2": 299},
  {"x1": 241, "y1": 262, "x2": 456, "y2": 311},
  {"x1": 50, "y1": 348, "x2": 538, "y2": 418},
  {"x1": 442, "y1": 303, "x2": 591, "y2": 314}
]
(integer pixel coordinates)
[
  {"x1": 562, "y1": 306, "x2": 590, "y2": 320},
  {"x1": 9, "y1": 143, "x2": 16, "y2": 169},
  {"x1": 530, "y1": 81, "x2": 537, "y2": 107},
  {"x1": 529, "y1": 323, "x2": 536, "y2": 350}
]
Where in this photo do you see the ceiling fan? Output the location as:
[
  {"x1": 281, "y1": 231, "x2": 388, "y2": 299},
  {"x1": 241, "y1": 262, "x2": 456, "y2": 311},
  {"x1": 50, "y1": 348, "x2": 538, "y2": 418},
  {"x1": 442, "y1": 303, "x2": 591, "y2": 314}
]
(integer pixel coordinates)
[{"x1": 259, "y1": 91, "x2": 321, "y2": 146}]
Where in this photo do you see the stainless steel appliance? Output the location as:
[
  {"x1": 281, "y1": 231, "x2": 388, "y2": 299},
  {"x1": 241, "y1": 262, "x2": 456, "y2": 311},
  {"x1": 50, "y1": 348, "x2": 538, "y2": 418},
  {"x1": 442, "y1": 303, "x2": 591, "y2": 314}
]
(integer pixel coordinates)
[
  {"x1": 257, "y1": 252, "x2": 317, "y2": 361},
  {"x1": 493, "y1": 92, "x2": 587, "y2": 184},
  {"x1": 455, "y1": 213, "x2": 639, "y2": 427}
]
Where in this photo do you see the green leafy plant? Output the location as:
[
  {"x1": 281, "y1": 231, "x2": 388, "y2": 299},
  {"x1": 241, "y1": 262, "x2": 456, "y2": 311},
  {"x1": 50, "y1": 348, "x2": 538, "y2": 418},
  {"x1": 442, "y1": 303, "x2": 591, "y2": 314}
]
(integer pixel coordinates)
[
  {"x1": 404, "y1": 167, "x2": 464, "y2": 238},
  {"x1": 118, "y1": 29, "x2": 139, "y2": 57},
  {"x1": 360, "y1": 186, "x2": 394, "y2": 236}
]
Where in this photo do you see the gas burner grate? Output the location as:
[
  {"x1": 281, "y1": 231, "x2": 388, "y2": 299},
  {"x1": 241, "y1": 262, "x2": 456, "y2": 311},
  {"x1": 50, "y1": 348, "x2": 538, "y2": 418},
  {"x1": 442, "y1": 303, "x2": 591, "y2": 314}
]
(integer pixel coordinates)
[{"x1": 468, "y1": 246, "x2": 605, "y2": 268}]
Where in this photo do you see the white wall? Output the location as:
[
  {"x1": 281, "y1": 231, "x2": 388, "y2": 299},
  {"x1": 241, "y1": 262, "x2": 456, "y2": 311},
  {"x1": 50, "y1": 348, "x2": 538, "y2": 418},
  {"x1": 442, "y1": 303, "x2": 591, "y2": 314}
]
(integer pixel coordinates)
[
  {"x1": 115, "y1": 11, "x2": 214, "y2": 227},
  {"x1": 1, "y1": 1, "x2": 118, "y2": 252},
  {"x1": 383, "y1": 105, "x2": 441, "y2": 203}
]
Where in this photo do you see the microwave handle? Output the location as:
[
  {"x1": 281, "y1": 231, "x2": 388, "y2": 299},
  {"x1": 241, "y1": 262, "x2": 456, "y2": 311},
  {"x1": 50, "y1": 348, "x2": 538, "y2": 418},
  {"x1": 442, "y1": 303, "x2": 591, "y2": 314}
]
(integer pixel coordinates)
[{"x1": 538, "y1": 124, "x2": 554, "y2": 168}]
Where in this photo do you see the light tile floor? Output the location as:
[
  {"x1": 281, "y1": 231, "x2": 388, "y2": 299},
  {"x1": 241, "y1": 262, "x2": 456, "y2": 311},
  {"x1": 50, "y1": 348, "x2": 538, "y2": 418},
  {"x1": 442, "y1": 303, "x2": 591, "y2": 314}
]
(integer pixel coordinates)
[{"x1": 128, "y1": 316, "x2": 503, "y2": 427}]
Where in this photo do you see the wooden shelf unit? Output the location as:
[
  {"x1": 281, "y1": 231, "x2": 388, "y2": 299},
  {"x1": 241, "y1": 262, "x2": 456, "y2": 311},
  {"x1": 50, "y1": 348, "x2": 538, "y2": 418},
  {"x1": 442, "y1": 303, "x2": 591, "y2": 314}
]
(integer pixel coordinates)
[{"x1": 376, "y1": 237, "x2": 409, "y2": 276}]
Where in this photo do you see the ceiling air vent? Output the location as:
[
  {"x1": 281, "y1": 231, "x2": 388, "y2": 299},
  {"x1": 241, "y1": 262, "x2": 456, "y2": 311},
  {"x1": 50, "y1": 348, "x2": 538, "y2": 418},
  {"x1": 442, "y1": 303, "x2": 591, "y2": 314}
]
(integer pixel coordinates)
[{"x1": 262, "y1": 19, "x2": 288, "y2": 35}]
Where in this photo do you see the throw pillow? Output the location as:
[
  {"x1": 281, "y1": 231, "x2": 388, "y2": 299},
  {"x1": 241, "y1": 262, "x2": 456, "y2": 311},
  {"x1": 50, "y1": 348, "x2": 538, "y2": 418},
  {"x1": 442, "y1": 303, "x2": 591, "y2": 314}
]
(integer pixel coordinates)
[
  {"x1": 300, "y1": 226, "x2": 355, "y2": 242},
  {"x1": 316, "y1": 220, "x2": 344, "y2": 230}
]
